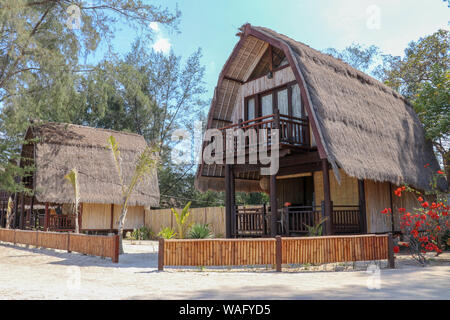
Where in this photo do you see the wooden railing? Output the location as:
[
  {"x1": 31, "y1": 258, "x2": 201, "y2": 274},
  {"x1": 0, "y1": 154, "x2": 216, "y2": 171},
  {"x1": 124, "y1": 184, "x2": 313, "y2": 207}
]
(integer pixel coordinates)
[
  {"x1": 158, "y1": 234, "x2": 395, "y2": 271},
  {"x1": 332, "y1": 206, "x2": 361, "y2": 234},
  {"x1": 234, "y1": 206, "x2": 267, "y2": 237},
  {"x1": 282, "y1": 206, "x2": 322, "y2": 235},
  {"x1": 0, "y1": 228, "x2": 119, "y2": 262},
  {"x1": 217, "y1": 112, "x2": 310, "y2": 158},
  {"x1": 48, "y1": 214, "x2": 76, "y2": 231}
]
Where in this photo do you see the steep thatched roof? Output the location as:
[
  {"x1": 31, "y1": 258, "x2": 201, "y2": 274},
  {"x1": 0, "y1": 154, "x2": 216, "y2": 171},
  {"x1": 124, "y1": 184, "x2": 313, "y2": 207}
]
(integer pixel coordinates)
[
  {"x1": 25, "y1": 122, "x2": 159, "y2": 208},
  {"x1": 196, "y1": 24, "x2": 446, "y2": 192}
]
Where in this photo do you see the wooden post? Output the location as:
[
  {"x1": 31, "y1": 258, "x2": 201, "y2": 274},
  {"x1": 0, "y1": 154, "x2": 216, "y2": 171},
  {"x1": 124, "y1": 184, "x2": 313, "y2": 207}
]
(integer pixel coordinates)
[
  {"x1": 78, "y1": 203, "x2": 83, "y2": 233},
  {"x1": 110, "y1": 204, "x2": 114, "y2": 233},
  {"x1": 388, "y1": 183, "x2": 395, "y2": 233},
  {"x1": 112, "y1": 234, "x2": 119, "y2": 263},
  {"x1": 321, "y1": 159, "x2": 332, "y2": 235},
  {"x1": 225, "y1": 165, "x2": 232, "y2": 238},
  {"x1": 262, "y1": 203, "x2": 267, "y2": 236},
  {"x1": 19, "y1": 193, "x2": 25, "y2": 229},
  {"x1": 275, "y1": 236, "x2": 282, "y2": 272},
  {"x1": 270, "y1": 174, "x2": 278, "y2": 237},
  {"x1": 67, "y1": 232, "x2": 71, "y2": 253},
  {"x1": 158, "y1": 238, "x2": 165, "y2": 271},
  {"x1": 30, "y1": 196, "x2": 34, "y2": 229},
  {"x1": 13, "y1": 193, "x2": 18, "y2": 228},
  {"x1": 230, "y1": 166, "x2": 236, "y2": 238},
  {"x1": 44, "y1": 202, "x2": 49, "y2": 231},
  {"x1": 358, "y1": 180, "x2": 367, "y2": 234},
  {"x1": 388, "y1": 233, "x2": 395, "y2": 269}
]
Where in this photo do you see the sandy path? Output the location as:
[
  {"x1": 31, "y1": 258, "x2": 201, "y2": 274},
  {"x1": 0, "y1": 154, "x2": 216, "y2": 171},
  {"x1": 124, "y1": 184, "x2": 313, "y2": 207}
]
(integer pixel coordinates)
[{"x1": 0, "y1": 240, "x2": 449, "y2": 300}]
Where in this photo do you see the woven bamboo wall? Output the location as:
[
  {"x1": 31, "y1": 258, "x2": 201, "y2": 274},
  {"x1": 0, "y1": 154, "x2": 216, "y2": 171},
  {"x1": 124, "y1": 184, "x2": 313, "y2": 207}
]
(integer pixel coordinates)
[
  {"x1": 82, "y1": 203, "x2": 145, "y2": 230},
  {"x1": 145, "y1": 206, "x2": 226, "y2": 236},
  {"x1": 364, "y1": 180, "x2": 392, "y2": 233},
  {"x1": 113, "y1": 205, "x2": 145, "y2": 230},
  {"x1": 313, "y1": 169, "x2": 359, "y2": 206}
]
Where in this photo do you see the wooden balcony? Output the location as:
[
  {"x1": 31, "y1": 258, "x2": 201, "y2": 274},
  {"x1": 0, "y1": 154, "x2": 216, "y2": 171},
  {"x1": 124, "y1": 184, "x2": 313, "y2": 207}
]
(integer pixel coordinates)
[
  {"x1": 218, "y1": 112, "x2": 310, "y2": 160},
  {"x1": 48, "y1": 214, "x2": 76, "y2": 231}
]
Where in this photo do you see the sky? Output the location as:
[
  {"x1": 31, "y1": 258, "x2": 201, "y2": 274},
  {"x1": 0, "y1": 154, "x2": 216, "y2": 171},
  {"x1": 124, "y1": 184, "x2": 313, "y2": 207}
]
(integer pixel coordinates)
[{"x1": 105, "y1": 0, "x2": 448, "y2": 100}]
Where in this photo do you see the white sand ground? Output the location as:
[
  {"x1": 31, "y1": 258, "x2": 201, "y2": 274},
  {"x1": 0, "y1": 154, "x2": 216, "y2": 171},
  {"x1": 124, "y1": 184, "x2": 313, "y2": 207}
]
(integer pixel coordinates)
[{"x1": 0, "y1": 240, "x2": 449, "y2": 300}]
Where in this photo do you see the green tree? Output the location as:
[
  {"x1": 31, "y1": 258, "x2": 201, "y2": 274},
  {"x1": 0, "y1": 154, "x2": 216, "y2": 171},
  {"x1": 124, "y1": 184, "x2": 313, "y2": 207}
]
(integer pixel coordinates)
[
  {"x1": 324, "y1": 43, "x2": 380, "y2": 76},
  {"x1": 379, "y1": 30, "x2": 449, "y2": 182},
  {"x1": 0, "y1": 0, "x2": 179, "y2": 192}
]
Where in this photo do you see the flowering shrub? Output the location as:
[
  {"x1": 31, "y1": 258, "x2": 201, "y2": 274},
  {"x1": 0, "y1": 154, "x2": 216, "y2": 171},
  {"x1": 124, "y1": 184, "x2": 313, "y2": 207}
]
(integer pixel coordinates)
[{"x1": 381, "y1": 170, "x2": 449, "y2": 265}]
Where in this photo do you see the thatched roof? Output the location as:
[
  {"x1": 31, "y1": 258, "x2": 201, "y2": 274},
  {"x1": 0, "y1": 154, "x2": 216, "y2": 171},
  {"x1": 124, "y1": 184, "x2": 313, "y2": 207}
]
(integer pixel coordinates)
[
  {"x1": 196, "y1": 24, "x2": 446, "y2": 192},
  {"x1": 25, "y1": 122, "x2": 159, "y2": 208}
]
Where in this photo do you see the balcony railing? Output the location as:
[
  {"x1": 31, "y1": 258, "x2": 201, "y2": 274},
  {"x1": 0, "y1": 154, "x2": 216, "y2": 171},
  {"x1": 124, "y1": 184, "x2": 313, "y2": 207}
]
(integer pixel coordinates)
[
  {"x1": 48, "y1": 214, "x2": 76, "y2": 231},
  {"x1": 217, "y1": 112, "x2": 310, "y2": 158}
]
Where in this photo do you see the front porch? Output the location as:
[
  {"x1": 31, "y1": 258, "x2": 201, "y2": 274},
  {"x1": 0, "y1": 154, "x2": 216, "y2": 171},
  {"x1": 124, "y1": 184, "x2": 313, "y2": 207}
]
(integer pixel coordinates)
[{"x1": 233, "y1": 203, "x2": 363, "y2": 237}]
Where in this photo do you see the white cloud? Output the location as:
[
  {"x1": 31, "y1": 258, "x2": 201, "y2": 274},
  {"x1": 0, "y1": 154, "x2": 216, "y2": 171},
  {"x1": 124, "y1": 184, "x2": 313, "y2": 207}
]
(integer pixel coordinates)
[
  {"x1": 152, "y1": 37, "x2": 171, "y2": 54},
  {"x1": 149, "y1": 22, "x2": 159, "y2": 32}
]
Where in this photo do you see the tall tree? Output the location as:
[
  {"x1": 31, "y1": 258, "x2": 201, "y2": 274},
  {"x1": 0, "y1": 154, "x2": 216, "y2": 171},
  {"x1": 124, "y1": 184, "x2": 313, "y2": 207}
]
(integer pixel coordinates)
[
  {"x1": 379, "y1": 30, "x2": 449, "y2": 182},
  {"x1": 0, "y1": 0, "x2": 180, "y2": 192}
]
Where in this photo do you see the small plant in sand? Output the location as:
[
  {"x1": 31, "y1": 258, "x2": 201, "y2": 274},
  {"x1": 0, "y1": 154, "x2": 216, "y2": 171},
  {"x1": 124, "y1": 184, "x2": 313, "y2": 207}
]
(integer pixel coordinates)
[
  {"x1": 158, "y1": 227, "x2": 176, "y2": 239},
  {"x1": 171, "y1": 201, "x2": 192, "y2": 239}
]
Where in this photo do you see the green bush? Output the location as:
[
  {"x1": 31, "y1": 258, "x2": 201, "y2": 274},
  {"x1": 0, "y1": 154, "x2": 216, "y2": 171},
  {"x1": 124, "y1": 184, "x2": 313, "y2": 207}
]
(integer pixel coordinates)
[
  {"x1": 188, "y1": 223, "x2": 212, "y2": 239},
  {"x1": 130, "y1": 226, "x2": 154, "y2": 240},
  {"x1": 158, "y1": 227, "x2": 176, "y2": 239}
]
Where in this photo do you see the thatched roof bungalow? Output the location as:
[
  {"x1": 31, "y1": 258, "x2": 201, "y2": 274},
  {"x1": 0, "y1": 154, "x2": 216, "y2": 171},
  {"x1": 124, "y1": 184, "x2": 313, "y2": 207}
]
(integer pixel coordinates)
[
  {"x1": 15, "y1": 122, "x2": 159, "y2": 234},
  {"x1": 195, "y1": 24, "x2": 446, "y2": 237}
]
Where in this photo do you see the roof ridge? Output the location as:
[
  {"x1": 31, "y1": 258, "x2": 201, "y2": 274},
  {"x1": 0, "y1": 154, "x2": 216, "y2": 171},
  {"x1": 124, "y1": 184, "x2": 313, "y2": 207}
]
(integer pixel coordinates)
[{"x1": 36, "y1": 121, "x2": 145, "y2": 139}]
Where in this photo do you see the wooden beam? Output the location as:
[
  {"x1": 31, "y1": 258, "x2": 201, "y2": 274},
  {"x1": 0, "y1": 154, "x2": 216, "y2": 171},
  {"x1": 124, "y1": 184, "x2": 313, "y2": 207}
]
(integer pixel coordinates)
[
  {"x1": 223, "y1": 76, "x2": 244, "y2": 84},
  {"x1": 225, "y1": 165, "x2": 232, "y2": 238},
  {"x1": 78, "y1": 203, "x2": 83, "y2": 233},
  {"x1": 230, "y1": 167, "x2": 236, "y2": 238},
  {"x1": 279, "y1": 151, "x2": 320, "y2": 168},
  {"x1": 270, "y1": 173, "x2": 278, "y2": 237},
  {"x1": 19, "y1": 193, "x2": 24, "y2": 229},
  {"x1": 44, "y1": 202, "x2": 49, "y2": 231},
  {"x1": 110, "y1": 204, "x2": 114, "y2": 232},
  {"x1": 358, "y1": 180, "x2": 368, "y2": 234},
  {"x1": 321, "y1": 159, "x2": 332, "y2": 235}
]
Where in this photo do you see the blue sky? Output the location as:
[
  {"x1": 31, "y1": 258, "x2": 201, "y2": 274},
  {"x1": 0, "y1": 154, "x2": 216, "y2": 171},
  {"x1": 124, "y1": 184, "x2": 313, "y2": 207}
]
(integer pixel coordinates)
[{"x1": 86, "y1": 0, "x2": 450, "y2": 99}]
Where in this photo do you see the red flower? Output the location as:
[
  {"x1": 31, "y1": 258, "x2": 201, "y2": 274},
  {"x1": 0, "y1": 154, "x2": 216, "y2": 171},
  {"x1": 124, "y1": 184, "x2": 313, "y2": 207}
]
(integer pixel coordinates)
[
  {"x1": 381, "y1": 208, "x2": 389, "y2": 214},
  {"x1": 437, "y1": 170, "x2": 444, "y2": 175},
  {"x1": 421, "y1": 202, "x2": 429, "y2": 208},
  {"x1": 394, "y1": 187, "x2": 403, "y2": 197},
  {"x1": 284, "y1": 202, "x2": 291, "y2": 207},
  {"x1": 424, "y1": 163, "x2": 430, "y2": 168},
  {"x1": 417, "y1": 196, "x2": 424, "y2": 202},
  {"x1": 393, "y1": 246, "x2": 400, "y2": 253},
  {"x1": 398, "y1": 207, "x2": 406, "y2": 212}
]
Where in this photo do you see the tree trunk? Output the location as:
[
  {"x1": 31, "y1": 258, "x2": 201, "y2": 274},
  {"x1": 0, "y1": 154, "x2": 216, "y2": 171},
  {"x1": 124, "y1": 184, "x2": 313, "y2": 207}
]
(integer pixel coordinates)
[
  {"x1": 117, "y1": 206, "x2": 128, "y2": 254},
  {"x1": 443, "y1": 150, "x2": 450, "y2": 189},
  {"x1": 74, "y1": 202, "x2": 79, "y2": 233}
]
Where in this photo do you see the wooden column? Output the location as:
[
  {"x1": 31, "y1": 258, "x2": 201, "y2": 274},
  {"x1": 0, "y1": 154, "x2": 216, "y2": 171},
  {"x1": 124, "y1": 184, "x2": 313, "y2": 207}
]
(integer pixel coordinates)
[
  {"x1": 225, "y1": 164, "x2": 232, "y2": 238},
  {"x1": 30, "y1": 196, "x2": 34, "y2": 229},
  {"x1": 44, "y1": 202, "x2": 49, "y2": 231},
  {"x1": 78, "y1": 203, "x2": 83, "y2": 233},
  {"x1": 270, "y1": 173, "x2": 278, "y2": 237},
  {"x1": 358, "y1": 180, "x2": 367, "y2": 234},
  {"x1": 19, "y1": 193, "x2": 25, "y2": 230},
  {"x1": 110, "y1": 204, "x2": 114, "y2": 232},
  {"x1": 321, "y1": 159, "x2": 332, "y2": 235},
  {"x1": 13, "y1": 193, "x2": 18, "y2": 228},
  {"x1": 388, "y1": 183, "x2": 395, "y2": 233},
  {"x1": 158, "y1": 238, "x2": 164, "y2": 271},
  {"x1": 230, "y1": 167, "x2": 236, "y2": 238}
]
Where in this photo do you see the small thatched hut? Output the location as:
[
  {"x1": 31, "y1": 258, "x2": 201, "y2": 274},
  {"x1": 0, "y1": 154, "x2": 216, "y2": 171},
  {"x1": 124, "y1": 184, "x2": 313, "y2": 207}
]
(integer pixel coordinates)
[
  {"x1": 195, "y1": 24, "x2": 447, "y2": 238},
  {"x1": 15, "y1": 122, "x2": 159, "y2": 234}
]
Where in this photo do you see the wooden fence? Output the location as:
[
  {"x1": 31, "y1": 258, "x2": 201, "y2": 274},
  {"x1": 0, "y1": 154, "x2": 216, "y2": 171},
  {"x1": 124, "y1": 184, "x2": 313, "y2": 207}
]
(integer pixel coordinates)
[
  {"x1": 158, "y1": 234, "x2": 394, "y2": 271},
  {"x1": 0, "y1": 228, "x2": 119, "y2": 263}
]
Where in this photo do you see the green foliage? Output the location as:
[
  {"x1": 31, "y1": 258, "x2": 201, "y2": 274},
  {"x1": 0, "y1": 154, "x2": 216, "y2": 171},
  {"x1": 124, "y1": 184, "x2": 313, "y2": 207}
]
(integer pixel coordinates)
[
  {"x1": 130, "y1": 226, "x2": 154, "y2": 240},
  {"x1": 324, "y1": 43, "x2": 380, "y2": 75},
  {"x1": 188, "y1": 223, "x2": 212, "y2": 239},
  {"x1": 304, "y1": 217, "x2": 328, "y2": 237},
  {"x1": 158, "y1": 227, "x2": 176, "y2": 239},
  {"x1": 171, "y1": 201, "x2": 192, "y2": 239}
]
